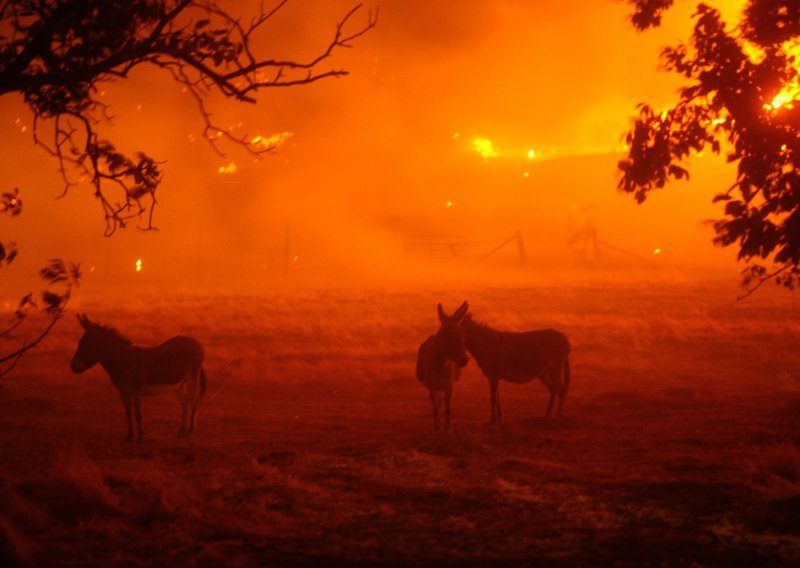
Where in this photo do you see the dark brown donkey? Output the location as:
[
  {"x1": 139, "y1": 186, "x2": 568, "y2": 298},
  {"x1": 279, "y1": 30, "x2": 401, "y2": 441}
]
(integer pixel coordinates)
[
  {"x1": 416, "y1": 301, "x2": 469, "y2": 431},
  {"x1": 461, "y1": 313, "x2": 570, "y2": 423},
  {"x1": 70, "y1": 314, "x2": 207, "y2": 443}
]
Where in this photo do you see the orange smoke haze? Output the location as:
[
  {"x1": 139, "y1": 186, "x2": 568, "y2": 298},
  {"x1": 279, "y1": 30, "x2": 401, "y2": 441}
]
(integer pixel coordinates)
[{"x1": 0, "y1": 0, "x2": 750, "y2": 297}]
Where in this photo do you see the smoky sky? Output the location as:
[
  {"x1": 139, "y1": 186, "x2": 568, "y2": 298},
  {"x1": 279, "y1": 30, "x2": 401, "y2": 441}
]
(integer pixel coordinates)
[{"x1": 0, "y1": 0, "x2": 748, "y2": 294}]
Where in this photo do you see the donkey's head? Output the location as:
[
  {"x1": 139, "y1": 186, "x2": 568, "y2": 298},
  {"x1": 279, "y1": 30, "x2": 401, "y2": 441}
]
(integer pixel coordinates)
[
  {"x1": 71, "y1": 314, "x2": 106, "y2": 373},
  {"x1": 436, "y1": 301, "x2": 470, "y2": 367}
]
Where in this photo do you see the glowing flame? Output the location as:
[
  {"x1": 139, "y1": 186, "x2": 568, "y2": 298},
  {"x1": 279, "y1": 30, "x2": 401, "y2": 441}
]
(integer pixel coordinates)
[
  {"x1": 135, "y1": 259, "x2": 142, "y2": 272},
  {"x1": 251, "y1": 131, "x2": 293, "y2": 150},
  {"x1": 764, "y1": 41, "x2": 800, "y2": 111},
  {"x1": 218, "y1": 162, "x2": 238, "y2": 174},
  {"x1": 767, "y1": 89, "x2": 797, "y2": 110},
  {"x1": 743, "y1": 41, "x2": 766, "y2": 64},
  {"x1": 473, "y1": 137, "x2": 498, "y2": 159}
]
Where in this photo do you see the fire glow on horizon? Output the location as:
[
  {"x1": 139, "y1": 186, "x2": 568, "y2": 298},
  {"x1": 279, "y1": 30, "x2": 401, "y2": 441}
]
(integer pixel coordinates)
[{"x1": 1, "y1": 0, "x2": 761, "y2": 289}]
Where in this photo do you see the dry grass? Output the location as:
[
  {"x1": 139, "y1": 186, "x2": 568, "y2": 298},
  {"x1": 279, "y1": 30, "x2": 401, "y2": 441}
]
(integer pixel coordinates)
[{"x1": 1, "y1": 280, "x2": 800, "y2": 565}]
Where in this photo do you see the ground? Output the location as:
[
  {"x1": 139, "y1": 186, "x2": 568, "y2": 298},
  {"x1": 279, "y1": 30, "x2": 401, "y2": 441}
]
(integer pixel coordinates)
[{"x1": 1, "y1": 279, "x2": 800, "y2": 566}]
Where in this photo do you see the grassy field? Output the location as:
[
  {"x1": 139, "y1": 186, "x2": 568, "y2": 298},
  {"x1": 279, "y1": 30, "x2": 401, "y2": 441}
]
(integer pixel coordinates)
[{"x1": 1, "y1": 279, "x2": 800, "y2": 566}]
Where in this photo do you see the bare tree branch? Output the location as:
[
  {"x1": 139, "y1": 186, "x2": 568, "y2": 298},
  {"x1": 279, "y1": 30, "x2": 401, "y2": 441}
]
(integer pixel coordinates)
[
  {"x1": 0, "y1": 310, "x2": 63, "y2": 379},
  {"x1": 0, "y1": 0, "x2": 376, "y2": 235}
]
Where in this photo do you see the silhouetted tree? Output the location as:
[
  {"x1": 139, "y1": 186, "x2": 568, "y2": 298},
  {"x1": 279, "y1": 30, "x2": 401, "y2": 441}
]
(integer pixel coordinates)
[
  {"x1": 0, "y1": 0, "x2": 375, "y2": 378},
  {"x1": 620, "y1": 0, "x2": 800, "y2": 296}
]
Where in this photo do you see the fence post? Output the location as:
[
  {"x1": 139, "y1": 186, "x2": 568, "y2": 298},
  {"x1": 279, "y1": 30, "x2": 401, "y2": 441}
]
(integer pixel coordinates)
[{"x1": 515, "y1": 230, "x2": 527, "y2": 264}]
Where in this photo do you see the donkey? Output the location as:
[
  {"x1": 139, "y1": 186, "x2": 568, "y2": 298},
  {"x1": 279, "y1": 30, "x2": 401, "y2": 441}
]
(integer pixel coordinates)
[
  {"x1": 70, "y1": 314, "x2": 207, "y2": 443},
  {"x1": 416, "y1": 301, "x2": 469, "y2": 431},
  {"x1": 460, "y1": 313, "x2": 570, "y2": 423}
]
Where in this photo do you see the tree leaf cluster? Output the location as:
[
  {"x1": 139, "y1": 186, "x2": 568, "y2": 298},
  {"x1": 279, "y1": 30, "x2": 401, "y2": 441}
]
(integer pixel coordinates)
[{"x1": 621, "y1": 0, "x2": 800, "y2": 295}]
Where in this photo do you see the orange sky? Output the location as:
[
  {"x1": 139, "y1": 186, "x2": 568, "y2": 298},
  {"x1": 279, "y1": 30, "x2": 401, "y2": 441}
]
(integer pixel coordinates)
[{"x1": 0, "y1": 0, "x2": 752, "y2": 295}]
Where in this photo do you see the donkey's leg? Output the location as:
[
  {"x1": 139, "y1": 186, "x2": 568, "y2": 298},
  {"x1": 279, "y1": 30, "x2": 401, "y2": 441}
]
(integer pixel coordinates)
[
  {"x1": 120, "y1": 393, "x2": 134, "y2": 444},
  {"x1": 188, "y1": 368, "x2": 207, "y2": 437},
  {"x1": 489, "y1": 378, "x2": 500, "y2": 424},
  {"x1": 176, "y1": 383, "x2": 189, "y2": 437},
  {"x1": 133, "y1": 396, "x2": 144, "y2": 444},
  {"x1": 544, "y1": 376, "x2": 557, "y2": 418},
  {"x1": 496, "y1": 381, "x2": 503, "y2": 421},
  {"x1": 444, "y1": 385, "x2": 453, "y2": 431},
  {"x1": 545, "y1": 390, "x2": 556, "y2": 418},
  {"x1": 558, "y1": 358, "x2": 570, "y2": 417},
  {"x1": 429, "y1": 389, "x2": 440, "y2": 430},
  {"x1": 186, "y1": 375, "x2": 199, "y2": 437}
]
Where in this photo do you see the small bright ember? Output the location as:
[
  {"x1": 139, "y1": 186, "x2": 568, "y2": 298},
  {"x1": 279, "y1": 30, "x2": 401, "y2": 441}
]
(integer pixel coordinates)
[
  {"x1": 218, "y1": 162, "x2": 238, "y2": 174},
  {"x1": 527, "y1": 149, "x2": 535, "y2": 159},
  {"x1": 446, "y1": 201, "x2": 454, "y2": 208},
  {"x1": 653, "y1": 248, "x2": 662, "y2": 255},
  {"x1": 135, "y1": 259, "x2": 143, "y2": 272},
  {"x1": 473, "y1": 137, "x2": 498, "y2": 159}
]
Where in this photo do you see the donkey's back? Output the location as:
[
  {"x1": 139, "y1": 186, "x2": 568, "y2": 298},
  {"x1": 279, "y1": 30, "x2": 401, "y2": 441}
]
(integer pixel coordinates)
[
  {"x1": 139, "y1": 336, "x2": 204, "y2": 389},
  {"x1": 494, "y1": 328, "x2": 570, "y2": 382}
]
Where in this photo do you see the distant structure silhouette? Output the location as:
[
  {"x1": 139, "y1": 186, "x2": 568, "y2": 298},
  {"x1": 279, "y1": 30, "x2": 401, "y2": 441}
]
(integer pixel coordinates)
[
  {"x1": 567, "y1": 205, "x2": 600, "y2": 261},
  {"x1": 416, "y1": 302, "x2": 469, "y2": 431},
  {"x1": 567, "y1": 205, "x2": 653, "y2": 265},
  {"x1": 403, "y1": 232, "x2": 527, "y2": 264},
  {"x1": 461, "y1": 313, "x2": 571, "y2": 422},
  {"x1": 71, "y1": 314, "x2": 207, "y2": 443}
]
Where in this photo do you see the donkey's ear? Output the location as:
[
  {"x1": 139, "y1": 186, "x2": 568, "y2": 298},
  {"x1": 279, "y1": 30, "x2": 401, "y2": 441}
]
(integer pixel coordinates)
[
  {"x1": 454, "y1": 301, "x2": 469, "y2": 321},
  {"x1": 76, "y1": 314, "x2": 90, "y2": 329},
  {"x1": 437, "y1": 303, "x2": 447, "y2": 323}
]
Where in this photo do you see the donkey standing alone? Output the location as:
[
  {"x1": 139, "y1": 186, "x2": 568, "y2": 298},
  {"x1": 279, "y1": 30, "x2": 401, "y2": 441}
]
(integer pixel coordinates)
[
  {"x1": 461, "y1": 313, "x2": 570, "y2": 423},
  {"x1": 416, "y1": 301, "x2": 469, "y2": 431},
  {"x1": 71, "y1": 314, "x2": 207, "y2": 443}
]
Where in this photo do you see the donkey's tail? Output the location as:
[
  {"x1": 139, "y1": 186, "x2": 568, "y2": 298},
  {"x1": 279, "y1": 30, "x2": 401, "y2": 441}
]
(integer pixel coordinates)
[{"x1": 562, "y1": 357, "x2": 571, "y2": 400}]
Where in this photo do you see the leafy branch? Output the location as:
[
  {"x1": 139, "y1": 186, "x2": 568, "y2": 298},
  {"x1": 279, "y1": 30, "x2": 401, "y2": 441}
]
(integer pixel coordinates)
[{"x1": 0, "y1": 258, "x2": 81, "y2": 381}]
